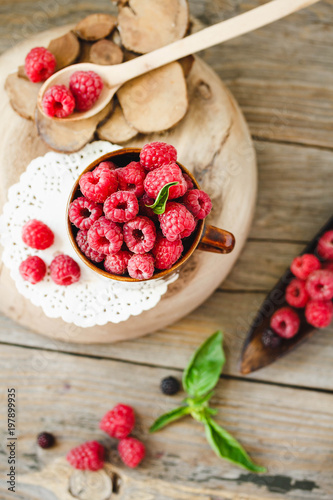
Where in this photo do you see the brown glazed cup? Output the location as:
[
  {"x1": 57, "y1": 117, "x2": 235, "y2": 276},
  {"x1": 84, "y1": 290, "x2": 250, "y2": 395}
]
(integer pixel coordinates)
[{"x1": 67, "y1": 148, "x2": 235, "y2": 282}]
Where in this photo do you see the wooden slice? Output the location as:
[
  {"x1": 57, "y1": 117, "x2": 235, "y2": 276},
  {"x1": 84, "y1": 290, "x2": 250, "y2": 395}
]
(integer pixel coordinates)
[{"x1": 0, "y1": 25, "x2": 257, "y2": 344}]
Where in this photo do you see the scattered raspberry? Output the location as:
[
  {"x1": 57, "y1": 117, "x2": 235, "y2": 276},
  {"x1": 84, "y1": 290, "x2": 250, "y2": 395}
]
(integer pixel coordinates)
[
  {"x1": 100, "y1": 404, "x2": 135, "y2": 439},
  {"x1": 140, "y1": 141, "x2": 177, "y2": 171},
  {"x1": 69, "y1": 70, "x2": 104, "y2": 111},
  {"x1": 152, "y1": 233, "x2": 183, "y2": 270},
  {"x1": 285, "y1": 278, "x2": 309, "y2": 308},
  {"x1": 127, "y1": 253, "x2": 154, "y2": 280},
  {"x1": 22, "y1": 219, "x2": 54, "y2": 250},
  {"x1": 159, "y1": 202, "x2": 196, "y2": 242},
  {"x1": 50, "y1": 254, "x2": 80, "y2": 286},
  {"x1": 69, "y1": 196, "x2": 103, "y2": 230},
  {"x1": 25, "y1": 47, "x2": 56, "y2": 83},
  {"x1": 117, "y1": 162, "x2": 146, "y2": 198},
  {"x1": 144, "y1": 163, "x2": 187, "y2": 200},
  {"x1": 79, "y1": 164, "x2": 118, "y2": 203},
  {"x1": 290, "y1": 253, "x2": 321, "y2": 280},
  {"x1": 88, "y1": 217, "x2": 123, "y2": 255},
  {"x1": 19, "y1": 256, "x2": 46, "y2": 285},
  {"x1": 323, "y1": 261, "x2": 333, "y2": 272},
  {"x1": 317, "y1": 230, "x2": 333, "y2": 260},
  {"x1": 183, "y1": 189, "x2": 212, "y2": 220},
  {"x1": 37, "y1": 432, "x2": 55, "y2": 449},
  {"x1": 66, "y1": 441, "x2": 104, "y2": 471},
  {"x1": 305, "y1": 269, "x2": 333, "y2": 301},
  {"x1": 42, "y1": 85, "x2": 75, "y2": 118},
  {"x1": 261, "y1": 328, "x2": 282, "y2": 348},
  {"x1": 183, "y1": 173, "x2": 194, "y2": 190},
  {"x1": 138, "y1": 193, "x2": 158, "y2": 220},
  {"x1": 123, "y1": 216, "x2": 156, "y2": 254},
  {"x1": 104, "y1": 250, "x2": 132, "y2": 275},
  {"x1": 270, "y1": 307, "x2": 300, "y2": 339},
  {"x1": 104, "y1": 191, "x2": 139, "y2": 223},
  {"x1": 160, "y1": 376, "x2": 180, "y2": 395},
  {"x1": 76, "y1": 229, "x2": 105, "y2": 263},
  {"x1": 305, "y1": 299, "x2": 333, "y2": 328},
  {"x1": 118, "y1": 437, "x2": 145, "y2": 468}
]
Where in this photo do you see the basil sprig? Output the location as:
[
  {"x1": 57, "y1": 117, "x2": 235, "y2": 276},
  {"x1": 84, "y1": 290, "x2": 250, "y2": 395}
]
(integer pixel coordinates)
[
  {"x1": 150, "y1": 331, "x2": 266, "y2": 473},
  {"x1": 145, "y1": 182, "x2": 178, "y2": 215}
]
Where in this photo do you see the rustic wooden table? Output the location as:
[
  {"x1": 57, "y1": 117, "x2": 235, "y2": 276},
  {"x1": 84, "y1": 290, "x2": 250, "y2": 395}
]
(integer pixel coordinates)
[{"x1": 0, "y1": 1, "x2": 332, "y2": 499}]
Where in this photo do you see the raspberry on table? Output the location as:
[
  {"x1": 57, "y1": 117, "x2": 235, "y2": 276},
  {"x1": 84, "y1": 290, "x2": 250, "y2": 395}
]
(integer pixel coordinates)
[
  {"x1": 22, "y1": 219, "x2": 54, "y2": 250},
  {"x1": 25, "y1": 47, "x2": 56, "y2": 83},
  {"x1": 76, "y1": 229, "x2": 105, "y2": 263},
  {"x1": 317, "y1": 230, "x2": 333, "y2": 260},
  {"x1": 159, "y1": 202, "x2": 196, "y2": 242},
  {"x1": 100, "y1": 404, "x2": 135, "y2": 439},
  {"x1": 183, "y1": 173, "x2": 194, "y2": 190},
  {"x1": 50, "y1": 254, "x2": 80, "y2": 286},
  {"x1": 285, "y1": 278, "x2": 309, "y2": 308},
  {"x1": 305, "y1": 299, "x2": 333, "y2": 328},
  {"x1": 261, "y1": 328, "x2": 282, "y2": 348},
  {"x1": 88, "y1": 217, "x2": 123, "y2": 255},
  {"x1": 42, "y1": 85, "x2": 76, "y2": 118},
  {"x1": 19, "y1": 256, "x2": 46, "y2": 285},
  {"x1": 305, "y1": 269, "x2": 333, "y2": 301},
  {"x1": 117, "y1": 162, "x2": 146, "y2": 198},
  {"x1": 79, "y1": 164, "x2": 118, "y2": 203},
  {"x1": 160, "y1": 376, "x2": 180, "y2": 395},
  {"x1": 152, "y1": 233, "x2": 183, "y2": 270},
  {"x1": 144, "y1": 163, "x2": 187, "y2": 200},
  {"x1": 270, "y1": 307, "x2": 300, "y2": 339},
  {"x1": 104, "y1": 191, "x2": 139, "y2": 223},
  {"x1": 183, "y1": 189, "x2": 212, "y2": 220},
  {"x1": 123, "y1": 216, "x2": 156, "y2": 254},
  {"x1": 290, "y1": 253, "x2": 321, "y2": 281},
  {"x1": 69, "y1": 70, "x2": 104, "y2": 111},
  {"x1": 37, "y1": 432, "x2": 55, "y2": 449},
  {"x1": 118, "y1": 437, "x2": 145, "y2": 468},
  {"x1": 140, "y1": 141, "x2": 177, "y2": 171},
  {"x1": 127, "y1": 253, "x2": 155, "y2": 280},
  {"x1": 104, "y1": 250, "x2": 132, "y2": 275},
  {"x1": 66, "y1": 441, "x2": 104, "y2": 471},
  {"x1": 69, "y1": 196, "x2": 103, "y2": 230}
]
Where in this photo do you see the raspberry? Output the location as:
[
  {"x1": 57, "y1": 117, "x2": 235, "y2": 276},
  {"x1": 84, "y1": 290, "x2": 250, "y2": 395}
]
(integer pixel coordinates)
[
  {"x1": 123, "y1": 216, "x2": 156, "y2": 254},
  {"x1": 104, "y1": 250, "x2": 132, "y2": 275},
  {"x1": 159, "y1": 202, "x2": 196, "y2": 242},
  {"x1": 261, "y1": 328, "x2": 282, "y2": 348},
  {"x1": 37, "y1": 432, "x2": 55, "y2": 449},
  {"x1": 118, "y1": 437, "x2": 145, "y2": 468},
  {"x1": 152, "y1": 233, "x2": 183, "y2": 270},
  {"x1": 138, "y1": 193, "x2": 158, "y2": 221},
  {"x1": 69, "y1": 196, "x2": 103, "y2": 230},
  {"x1": 183, "y1": 173, "x2": 194, "y2": 190},
  {"x1": 100, "y1": 404, "x2": 135, "y2": 439},
  {"x1": 69, "y1": 70, "x2": 104, "y2": 111},
  {"x1": 98, "y1": 161, "x2": 117, "y2": 171},
  {"x1": 88, "y1": 217, "x2": 123, "y2": 255},
  {"x1": 104, "y1": 191, "x2": 139, "y2": 223},
  {"x1": 323, "y1": 261, "x2": 333, "y2": 272},
  {"x1": 76, "y1": 229, "x2": 105, "y2": 263},
  {"x1": 66, "y1": 441, "x2": 104, "y2": 471},
  {"x1": 290, "y1": 253, "x2": 321, "y2": 280},
  {"x1": 305, "y1": 299, "x2": 333, "y2": 328},
  {"x1": 140, "y1": 141, "x2": 177, "y2": 171},
  {"x1": 127, "y1": 253, "x2": 154, "y2": 280},
  {"x1": 305, "y1": 269, "x2": 333, "y2": 301},
  {"x1": 25, "y1": 47, "x2": 56, "y2": 83},
  {"x1": 160, "y1": 376, "x2": 180, "y2": 395},
  {"x1": 19, "y1": 256, "x2": 46, "y2": 285},
  {"x1": 50, "y1": 254, "x2": 80, "y2": 286},
  {"x1": 42, "y1": 85, "x2": 75, "y2": 118},
  {"x1": 285, "y1": 278, "x2": 309, "y2": 308},
  {"x1": 270, "y1": 307, "x2": 300, "y2": 339},
  {"x1": 317, "y1": 230, "x2": 333, "y2": 260},
  {"x1": 117, "y1": 162, "x2": 146, "y2": 198},
  {"x1": 79, "y1": 165, "x2": 118, "y2": 203},
  {"x1": 183, "y1": 189, "x2": 212, "y2": 220},
  {"x1": 22, "y1": 219, "x2": 54, "y2": 250},
  {"x1": 144, "y1": 163, "x2": 187, "y2": 200}
]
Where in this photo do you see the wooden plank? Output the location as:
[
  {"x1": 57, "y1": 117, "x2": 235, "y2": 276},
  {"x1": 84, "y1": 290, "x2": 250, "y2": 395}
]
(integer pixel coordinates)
[{"x1": 0, "y1": 343, "x2": 332, "y2": 499}]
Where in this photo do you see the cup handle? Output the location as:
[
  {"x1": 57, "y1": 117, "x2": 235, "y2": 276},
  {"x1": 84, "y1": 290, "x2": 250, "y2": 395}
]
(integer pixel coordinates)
[{"x1": 198, "y1": 224, "x2": 235, "y2": 254}]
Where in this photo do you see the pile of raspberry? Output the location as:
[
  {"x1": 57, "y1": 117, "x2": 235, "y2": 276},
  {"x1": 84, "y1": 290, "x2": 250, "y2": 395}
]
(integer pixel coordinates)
[
  {"x1": 69, "y1": 141, "x2": 212, "y2": 281},
  {"x1": 267, "y1": 230, "x2": 333, "y2": 343}
]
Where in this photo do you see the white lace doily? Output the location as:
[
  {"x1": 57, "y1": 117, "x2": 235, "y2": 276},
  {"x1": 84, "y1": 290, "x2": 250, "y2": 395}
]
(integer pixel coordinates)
[{"x1": 0, "y1": 141, "x2": 178, "y2": 328}]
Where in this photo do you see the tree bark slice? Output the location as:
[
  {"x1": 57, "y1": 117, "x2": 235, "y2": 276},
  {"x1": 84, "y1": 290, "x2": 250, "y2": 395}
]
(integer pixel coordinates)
[
  {"x1": 90, "y1": 39, "x2": 123, "y2": 65},
  {"x1": 97, "y1": 101, "x2": 138, "y2": 143},
  {"x1": 74, "y1": 14, "x2": 117, "y2": 41},
  {"x1": 48, "y1": 31, "x2": 80, "y2": 70}
]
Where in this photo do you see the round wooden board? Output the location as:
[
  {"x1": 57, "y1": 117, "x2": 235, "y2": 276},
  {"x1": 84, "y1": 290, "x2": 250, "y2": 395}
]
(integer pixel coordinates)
[{"x1": 0, "y1": 26, "x2": 257, "y2": 344}]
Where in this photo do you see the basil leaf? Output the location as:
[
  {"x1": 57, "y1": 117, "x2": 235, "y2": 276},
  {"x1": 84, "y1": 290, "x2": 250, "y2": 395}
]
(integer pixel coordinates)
[
  {"x1": 204, "y1": 417, "x2": 266, "y2": 473},
  {"x1": 145, "y1": 182, "x2": 178, "y2": 215},
  {"x1": 149, "y1": 406, "x2": 190, "y2": 433},
  {"x1": 182, "y1": 331, "x2": 225, "y2": 398}
]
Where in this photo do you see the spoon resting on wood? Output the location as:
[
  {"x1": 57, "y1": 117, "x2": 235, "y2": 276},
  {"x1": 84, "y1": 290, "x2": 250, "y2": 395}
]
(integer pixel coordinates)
[{"x1": 37, "y1": 0, "x2": 320, "y2": 122}]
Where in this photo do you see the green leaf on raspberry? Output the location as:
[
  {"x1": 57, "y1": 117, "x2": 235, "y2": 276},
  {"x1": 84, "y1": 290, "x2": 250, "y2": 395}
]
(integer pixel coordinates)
[
  {"x1": 145, "y1": 181, "x2": 178, "y2": 215},
  {"x1": 149, "y1": 405, "x2": 190, "y2": 433}
]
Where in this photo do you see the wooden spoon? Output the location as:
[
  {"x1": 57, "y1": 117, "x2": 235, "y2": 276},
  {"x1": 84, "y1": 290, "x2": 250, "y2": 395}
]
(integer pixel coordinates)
[{"x1": 37, "y1": 0, "x2": 320, "y2": 121}]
